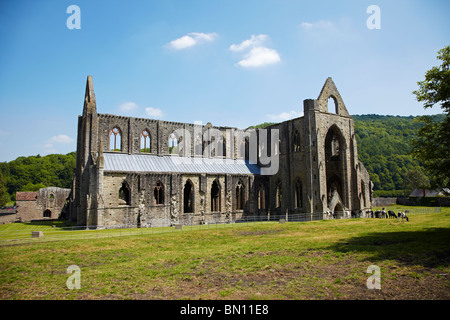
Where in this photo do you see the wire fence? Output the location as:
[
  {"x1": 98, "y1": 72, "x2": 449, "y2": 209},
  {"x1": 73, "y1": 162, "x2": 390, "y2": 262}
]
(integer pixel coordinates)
[{"x1": 0, "y1": 207, "x2": 442, "y2": 246}]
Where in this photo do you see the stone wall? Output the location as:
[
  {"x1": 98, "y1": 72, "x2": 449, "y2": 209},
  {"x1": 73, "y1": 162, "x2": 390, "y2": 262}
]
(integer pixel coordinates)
[
  {"x1": 72, "y1": 76, "x2": 373, "y2": 227},
  {"x1": 372, "y1": 197, "x2": 397, "y2": 207},
  {"x1": 0, "y1": 212, "x2": 16, "y2": 224},
  {"x1": 16, "y1": 187, "x2": 70, "y2": 222},
  {"x1": 97, "y1": 172, "x2": 256, "y2": 227}
]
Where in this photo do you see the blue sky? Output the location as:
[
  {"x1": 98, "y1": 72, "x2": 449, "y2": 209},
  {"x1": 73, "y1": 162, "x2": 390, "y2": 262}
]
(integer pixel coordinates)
[{"x1": 0, "y1": 0, "x2": 449, "y2": 162}]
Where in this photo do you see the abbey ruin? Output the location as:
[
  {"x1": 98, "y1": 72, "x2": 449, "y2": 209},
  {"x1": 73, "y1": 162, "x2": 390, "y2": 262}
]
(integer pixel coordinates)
[{"x1": 69, "y1": 76, "x2": 372, "y2": 227}]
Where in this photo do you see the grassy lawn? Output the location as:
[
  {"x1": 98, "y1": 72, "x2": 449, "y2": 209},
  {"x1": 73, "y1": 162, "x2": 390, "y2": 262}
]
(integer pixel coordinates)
[{"x1": 1, "y1": 211, "x2": 449, "y2": 300}]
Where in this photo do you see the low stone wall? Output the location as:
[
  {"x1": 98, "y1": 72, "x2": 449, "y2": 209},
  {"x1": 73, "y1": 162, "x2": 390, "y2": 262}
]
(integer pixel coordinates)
[
  {"x1": 0, "y1": 212, "x2": 17, "y2": 224},
  {"x1": 372, "y1": 197, "x2": 397, "y2": 207},
  {"x1": 372, "y1": 196, "x2": 450, "y2": 207},
  {"x1": 397, "y1": 197, "x2": 450, "y2": 207}
]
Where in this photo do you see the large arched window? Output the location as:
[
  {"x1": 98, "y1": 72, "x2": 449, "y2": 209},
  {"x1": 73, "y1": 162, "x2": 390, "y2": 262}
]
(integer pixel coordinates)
[
  {"x1": 119, "y1": 181, "x2": 131, "y2": 205},
  {"x1": 154, "y1": 181, "x2": 164, "y2": 205},
  {"x1": 183, "y1": 180, "x2": 194, "y2": 213},
  {"x1": 326, "y1": 130, "x2": 341, "y2": 161},
  {"x1": 325, "y1": 125, "x2": 345, "y2": 209},
  {"x1": 210, "y1": 136, "x2": 216, "y2": 157},
  {"x1": 244, "y1": 137, "x2": 249, "y2": 160},
  {"x1": 140, "y1": 130, "x2": 151, "y2": 153},
  {"x1": 194, "y1": 133, "x2": 203, "y2": 156},
  {"x1": 220, "y1": 135, "x2": 226, "y2": 158},
  {"x1": 110, "y1": 127, "x2": 122, "y2": 151},
  {"x1": 169, "y1": 133, "x2": 178, "y2": 154},
  {"x1": 328, "y1": 96, "x2": 338, "y2": 114},
  {"x1": 293, "y1": 130, "x2": 301, "y2": 152},
  {"x1": 236, "y1": 180, "x2": 245, "y2": 210},
  {"x1": 211, "y1": 180, "x2": 221, "y2": 212}
]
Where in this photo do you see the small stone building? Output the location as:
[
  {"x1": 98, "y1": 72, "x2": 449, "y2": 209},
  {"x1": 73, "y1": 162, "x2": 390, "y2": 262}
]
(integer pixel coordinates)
[
  {"x1": 70, "y1": 76, "x2": 372, "y2": 228},
  {"x1": 16, "y1": 187, "x2": 71, "y2": 222}
]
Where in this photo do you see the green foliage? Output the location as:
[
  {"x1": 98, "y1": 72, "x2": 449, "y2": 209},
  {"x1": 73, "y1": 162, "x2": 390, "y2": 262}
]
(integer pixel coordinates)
[
  {"x1": 21, "y1": 182, "x2": 48, "y2": 192},
  {"x1": 412, "y1": 46, "x2": 450, "y2": 186},
  {"x1": 0, "y1": 152, "x2": 76, "y2": 201},
  {"x1": 413, "y1": 46, "x2": 450, "y2": 112},
  {"x1": 372, "y1": 190, "x2": 407, "y2": 198},
  {"x1": 402, "y1": 168, "x2": 430, "y2": 195},
  {"x1": 412, "y1": 115, "x2": 450, "y2": 186},
  {"x1": 247, "y1": 122, "x2": 277, "y2": 129},
  {"x1": 352, "y1": 115, "x2": 438, "y2": 193},
  {"x1": 0, "y1": 171, "x2": 7, "y2": 206}
]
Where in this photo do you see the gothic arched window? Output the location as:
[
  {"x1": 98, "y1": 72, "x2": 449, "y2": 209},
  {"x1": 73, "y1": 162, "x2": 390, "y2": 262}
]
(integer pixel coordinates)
[
  {"x1": 154, "y1": 181, "x2": 164, "y2": 205},
  {"x1": 293, "y1": 130, "x2": 301, "y2": 152},
  {"x1": 236, "y1": 181, "x2": 245, "y2": 210},
  {"x1": 110, "y1": 127, "x2": 122, "y2": 151},
  {"x1": 140, "y1": 130, "x2": 151, "y2": 153}
]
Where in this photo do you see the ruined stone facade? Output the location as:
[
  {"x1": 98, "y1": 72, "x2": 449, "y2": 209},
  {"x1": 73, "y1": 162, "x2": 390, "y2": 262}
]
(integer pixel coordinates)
[
  {"x1": 16, "y1": 187, "x2": 71, "y2": 222},
  {"x1": 70, "y1": 76, "x2": 372, "y2": 227}
]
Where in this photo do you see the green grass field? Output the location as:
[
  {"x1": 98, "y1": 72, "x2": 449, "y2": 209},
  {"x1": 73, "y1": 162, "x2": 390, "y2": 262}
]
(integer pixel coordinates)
[{"x1": 1, "y1": 209, "x2": 449, "y2": 300}]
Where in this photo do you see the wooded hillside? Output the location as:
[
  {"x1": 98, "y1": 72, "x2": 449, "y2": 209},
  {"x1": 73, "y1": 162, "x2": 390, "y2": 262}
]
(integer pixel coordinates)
[
  {"x1": 0, "y1": 152, "x2": 76, "y2": 203},
  {"x1": 353, "y1": 114, "x2": 439, "y2": 196}
]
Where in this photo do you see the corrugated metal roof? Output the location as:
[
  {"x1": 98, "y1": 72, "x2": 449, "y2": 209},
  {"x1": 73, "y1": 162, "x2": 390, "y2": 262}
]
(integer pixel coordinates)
[{"x1": 102, "y1": 153, "x2": 260, "y2": 175}]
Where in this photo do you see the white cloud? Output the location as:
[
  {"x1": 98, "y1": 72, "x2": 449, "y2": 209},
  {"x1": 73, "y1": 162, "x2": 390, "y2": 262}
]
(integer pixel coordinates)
[
  {"x1": 49, "y1": 134, "x2": 74, "y2": 144},
  {"x1": 43, "y1": 143, "x2": 57, "y2": 154},
  {"x1": 300, "y1": 22, "x2": 314, "y2": 29},
  {"x1": 41, "y1": 134, "x2": 73, "y2": 154},
  {"x1": 299, "y1": 20, "x2": 338, "y2": 32},
  {"x1": 299, "y1": 20, "x2": 334, "y2": 30},
  {"x1": 190, "y1": 32, "x2": 217, "y2": 42},
  {"x1": 267, "y1": 110, "x2": 303, "y2": 122},
  {"x1": 229, "y1": 34, "x2": 268, "y2": 52},
  {"x1": 145, "y1": 107, "x2": 164, "y2": 118},
  {"x1": 168, "y1": 32, "x2": 218, "y2": 50},
  {"x1": 230, "y1": 34, "x2": 281, "y2": 68},
  {"x1": 118, "y1": 101, "x2": 138, "y2": 113},
  {"x1": 117, "y1": 101, "x2": 164, "y2": 119},
  {"x1": 237, "y1": 47, "x2": 281, "y2": 68}
]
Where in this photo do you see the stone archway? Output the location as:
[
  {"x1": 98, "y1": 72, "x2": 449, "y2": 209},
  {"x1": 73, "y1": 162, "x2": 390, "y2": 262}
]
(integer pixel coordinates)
[
  {"x1": 183, "y1": 180, "x2": 194, "y2": 213},
  {"x1": 334, "y1": 202, "x2": 344, "y2": 214},
  {"x1": 43, "y1": 209, "x2": 52, "y2": 218},
  {"x1": 325, "y1": 125, "x2": 347, "y2": 210}
]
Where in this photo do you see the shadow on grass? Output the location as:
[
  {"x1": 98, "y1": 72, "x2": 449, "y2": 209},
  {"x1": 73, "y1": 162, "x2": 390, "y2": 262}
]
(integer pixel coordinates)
[
  {"x1": 327, "y1": 227, "x2": 450, "y2": 268},
  {"x1": 22, "y1": 219, "x2": 75, "y2": 229}
]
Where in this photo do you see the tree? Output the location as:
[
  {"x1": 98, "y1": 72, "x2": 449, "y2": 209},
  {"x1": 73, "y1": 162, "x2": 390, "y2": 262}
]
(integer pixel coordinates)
[
  {"x1": 402, "y1": 168, "x2": 430, "y2": 196},
  {"x1": 412, "y1": 46, "x2": 450, "y2": 187},
  {"x1": 0, "y1": 171, "x2": 7, "y2": 206}
]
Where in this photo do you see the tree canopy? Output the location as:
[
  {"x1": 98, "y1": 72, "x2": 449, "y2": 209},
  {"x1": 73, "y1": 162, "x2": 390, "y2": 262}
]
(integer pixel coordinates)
[
  {"x1": 412, "y1": 45, "x2": 450, "y2": 187},
  {"x1": 0, "y1": 152, "x2": 76, "y2": 202}
]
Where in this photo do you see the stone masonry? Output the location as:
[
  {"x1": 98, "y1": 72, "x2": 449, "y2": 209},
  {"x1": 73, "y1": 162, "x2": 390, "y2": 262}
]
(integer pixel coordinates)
[{"x1": 70, "y1": 76, "x2": 372, "y2": 227}]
